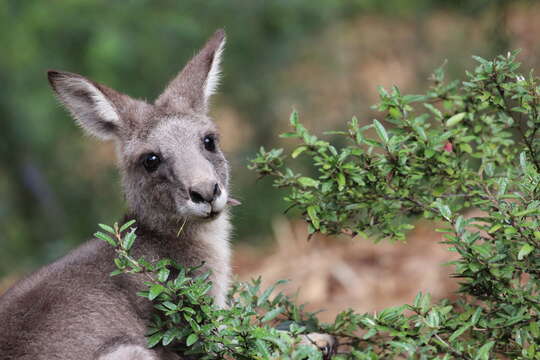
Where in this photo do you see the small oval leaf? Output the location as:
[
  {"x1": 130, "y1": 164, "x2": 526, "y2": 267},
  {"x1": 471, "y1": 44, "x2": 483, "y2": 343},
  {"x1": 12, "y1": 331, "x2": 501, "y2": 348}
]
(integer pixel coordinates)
[
  {"x1": 373, "y1": 119, "x2": 389, "y2": 144},
  {"x1": 186, "y1": 333, "x2": 198, "y2": 346},
  {"x1": 446, "y1": 112, "x2": 466, "y2": 127}
]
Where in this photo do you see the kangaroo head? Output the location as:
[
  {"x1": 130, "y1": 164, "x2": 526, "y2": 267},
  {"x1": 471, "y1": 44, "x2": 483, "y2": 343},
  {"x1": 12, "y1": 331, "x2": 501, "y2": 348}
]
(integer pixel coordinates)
[{"x1": 48, "y1": 30, "x2": 230, "y2": 230}]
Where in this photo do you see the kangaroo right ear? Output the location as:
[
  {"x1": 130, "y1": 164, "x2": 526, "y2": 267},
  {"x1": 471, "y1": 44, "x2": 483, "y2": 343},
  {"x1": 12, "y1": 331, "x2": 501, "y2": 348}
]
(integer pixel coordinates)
[
  {"x1": 155, "y1": 29, "x2": 226, "y2": 114},
  {"x1": 48, "y1": 70, "x2": 125, "y2": 140}
]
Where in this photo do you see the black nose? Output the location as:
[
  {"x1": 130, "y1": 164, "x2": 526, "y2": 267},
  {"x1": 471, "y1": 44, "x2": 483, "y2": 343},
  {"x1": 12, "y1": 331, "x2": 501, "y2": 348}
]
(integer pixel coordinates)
[{"x1": 189, "y1": 183, "x2": 221, "y2": 204}]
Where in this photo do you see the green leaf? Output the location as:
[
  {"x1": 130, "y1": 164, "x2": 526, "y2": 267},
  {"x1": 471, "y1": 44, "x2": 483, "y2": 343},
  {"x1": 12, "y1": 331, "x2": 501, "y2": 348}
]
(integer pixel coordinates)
[
  {"x1": 186, "y1": 333, "x2": 198, "y2": 346},
  {"x1": 530, "y1": 321, "x2": 540, "y2": 337},
  {"x1": 123, "y1": 230, "x2": 136, "y2": 250},
  {"x1": 147, "y1": 332, "x2": 163, "y2": 348},
  {"x1": 289, "y1": 110, "x2": 299, "y2": 126},
  {"x1": 149, "y1": 284, "x2": 166, "y2": 300},
  {"x1": 109, "y1": 269, "x2": 123, "y2": 277},
  {"x1": 162, "y1": 328, "x2": 179, "y2": 346},
  {"x1": 307, "y1": 206, "x2": 320, "y2": 229},
  {"x1": 279, "y1": 132, "x2": 299, "y2": 138},
  {"x1": 119, "y1": 220, "x2": 136, "y2": 233},
  {"x1": 114, "y1": 258, "x2": 126, "y2": 270},
  {"x1": 158, "y1": 268, "x2": 170, "y2": 282},
  {"x1": 426, "y1": 309, "x2": 441, "y2": 328},
  {"x1": 435, "y1": 202, "x2": 452, "y2": 220},
  {"x1": 336, "y1": 173, "x2": 346, "y2": 191},
  {"x1": 514, "y1": 208, "x2": 538, "y2": 217},
  {"x1": 470, "y1": 307, "x2": 483, "y2": 325},
  {"x1": 446, "y1": 112, "x2": 466, "y2": 127},
  {"x1": 257, "y1": 282, "x2": 282, "y2": 307},
  {"x1": 388, "y1": 107, "x2": 402, "y2": 119},
  {"x1": 412, "y1": 124, "x2": 427, "y2": 141},
  {"x1": 254, "y1": 339, "x2": 272, "y2": 358},
  {"x1": 162, "y1": 301, "x2": 177, "y2": 310},
  {"x1": 520, "y1": 152, "x2": 528, "y2": 173},
  {"x1": 474, "y1": 341, "x2": 495, "y2": 360},
  {"x1": 94, "y1": 231, "x2": 116, "y2": 247},
  {"x1": 518, "y1": 243, "x2": 534, "y2": 260},
  {"x1": 292, "y1": 146, "x2": 308, "y2": 158},
  {"x1": 403, "y1": 94, "x2": 427, "y2": 103},
  {"x1": 424, "y1": 103, "x2": 442, "y2": 119},
  {"x1": 472, "y1": 55, "x2": 488, "y2": 64},
  {"x1": 262, "y1": 306, "x2": 284, "y2": 322},
  {"x1": 459, "y1": 143, "x2": 472, "y2": 153},
  {"x1": 472, "y1": 244, "x2": 492, "y2": 259},
  {"x1": 373, "y1": 119, "x2": 389, "y2": 144},
  {"x1": 98, "y1": 223, "x2": 115, "y2": 234},
  {"x1": 298, "y1": 177, "x2": 319, "y2": 187},
  {"x1": 420, "y1": 293, "x2": 431, "y2": 314},
  {"x1": 413, "y1": 292, "x2": 423, "y2": 308},
  {"x1": 449, "y1": 323, "x2": 471, "y2": 342}
]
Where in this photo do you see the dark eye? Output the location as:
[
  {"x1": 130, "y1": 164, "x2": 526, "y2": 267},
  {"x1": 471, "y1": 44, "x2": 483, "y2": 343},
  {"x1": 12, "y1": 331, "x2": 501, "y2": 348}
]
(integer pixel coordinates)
[
  {"x1": 203, "y1": 135, "x2": 216, "y2": 152},
  {"x1": 142, "y1": 153, "x2": 161, "y2": 173}
]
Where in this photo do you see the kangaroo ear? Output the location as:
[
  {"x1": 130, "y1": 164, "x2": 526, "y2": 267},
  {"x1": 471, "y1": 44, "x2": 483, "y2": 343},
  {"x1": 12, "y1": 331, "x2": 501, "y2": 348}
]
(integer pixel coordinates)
[
  {"x1": 155, "y1": 29, "x2": 226, "y2": 114},
  {"x1": 48, "y1": 70, "x2": 127, "y2": 140}
]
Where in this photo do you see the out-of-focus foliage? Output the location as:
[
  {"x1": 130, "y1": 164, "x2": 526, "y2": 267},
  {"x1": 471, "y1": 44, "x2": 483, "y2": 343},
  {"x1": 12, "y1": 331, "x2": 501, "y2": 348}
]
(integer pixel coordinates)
[
  {"x1": 0, "y1": 0, "x2": 534, "y2": 277},
  {"x1": 249, "y1": 52, "x2": 540, "y2": 358}
]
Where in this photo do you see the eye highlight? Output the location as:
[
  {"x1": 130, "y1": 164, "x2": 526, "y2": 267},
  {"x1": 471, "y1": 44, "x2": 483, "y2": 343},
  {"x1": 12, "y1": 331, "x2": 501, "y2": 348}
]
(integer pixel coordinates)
[
  {"x1": 142, "y1": 153, "x2": 161, "y2": 173},
  {"x1": 203, "y1": 134, "x2": 217, "y2": 152}
]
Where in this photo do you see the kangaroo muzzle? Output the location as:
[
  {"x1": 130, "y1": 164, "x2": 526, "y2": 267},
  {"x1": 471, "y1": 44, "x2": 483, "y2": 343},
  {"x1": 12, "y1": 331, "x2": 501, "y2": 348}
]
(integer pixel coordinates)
[{"x1": 189, "y1": 182, "x2": 221, "y2": 204}]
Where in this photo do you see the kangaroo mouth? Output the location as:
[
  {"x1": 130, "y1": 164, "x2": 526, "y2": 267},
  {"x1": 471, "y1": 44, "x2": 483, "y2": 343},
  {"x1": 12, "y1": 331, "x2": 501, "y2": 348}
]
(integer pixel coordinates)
[
  {"x1": 177, "y1": 198, "x2": 224, "y2": 221},
  {"x1": 206, "y1": 210, "x2": 221, "y2": 219},
  {"x1": 176, "y1": 191, "x2": 235, "y2": 220}
]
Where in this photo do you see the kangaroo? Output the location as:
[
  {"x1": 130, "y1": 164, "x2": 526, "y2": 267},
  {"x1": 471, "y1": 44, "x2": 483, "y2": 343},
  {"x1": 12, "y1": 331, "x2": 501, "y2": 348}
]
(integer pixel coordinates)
[
  {"x1": 0, "y1": 29, "x2": 334, "y2": 360},
  {"x1": 0, "y1": 29, "x2": 232, "y2": 360}
]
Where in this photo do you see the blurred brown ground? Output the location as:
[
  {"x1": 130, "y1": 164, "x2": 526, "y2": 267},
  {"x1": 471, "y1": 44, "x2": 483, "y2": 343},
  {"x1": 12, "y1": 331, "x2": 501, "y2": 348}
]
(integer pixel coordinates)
[{"x1": 233, "y1": 219, "x2": 459, "y2": 322}]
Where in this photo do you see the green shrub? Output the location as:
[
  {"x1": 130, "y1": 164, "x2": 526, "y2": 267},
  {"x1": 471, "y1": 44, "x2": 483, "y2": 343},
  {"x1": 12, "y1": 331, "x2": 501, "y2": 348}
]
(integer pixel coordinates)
[
  {"x1": 102, "y1": 51, "x2": 540, "y2": 359},
  {"x1": 97, "y1": 222, "x2": 326, "y2": 359}
]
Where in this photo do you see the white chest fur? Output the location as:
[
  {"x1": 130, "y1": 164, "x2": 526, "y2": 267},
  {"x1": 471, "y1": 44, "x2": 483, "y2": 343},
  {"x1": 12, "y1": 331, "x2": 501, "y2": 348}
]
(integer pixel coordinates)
[{"x1": 193, "y1": 212, "x2": 232, "y2": 308}]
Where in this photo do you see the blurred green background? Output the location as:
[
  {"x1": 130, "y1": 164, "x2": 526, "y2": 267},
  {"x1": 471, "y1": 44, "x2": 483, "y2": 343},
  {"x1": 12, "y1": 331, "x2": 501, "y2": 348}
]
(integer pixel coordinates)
[{"x1": 1, "y1": 0, "x2": 539, "y2": 278}]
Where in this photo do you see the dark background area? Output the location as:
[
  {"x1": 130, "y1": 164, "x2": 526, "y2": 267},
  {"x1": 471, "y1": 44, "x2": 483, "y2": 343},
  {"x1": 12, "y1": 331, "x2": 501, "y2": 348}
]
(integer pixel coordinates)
[{"x1": 1, "y1": 0, "x2": 539, "y2": 296}]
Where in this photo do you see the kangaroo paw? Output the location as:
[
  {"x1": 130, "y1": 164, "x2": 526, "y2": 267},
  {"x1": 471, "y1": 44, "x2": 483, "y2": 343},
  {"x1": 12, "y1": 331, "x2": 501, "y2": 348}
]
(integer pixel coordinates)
[{"x1": 300, "y1": 333, "x2": 337, "y2": 359}]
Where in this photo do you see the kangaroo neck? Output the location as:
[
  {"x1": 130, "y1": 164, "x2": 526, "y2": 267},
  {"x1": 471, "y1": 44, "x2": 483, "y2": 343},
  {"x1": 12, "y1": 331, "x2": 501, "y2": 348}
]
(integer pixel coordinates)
[{"x1": 121, "y1": 211, "x2": 232, "y2": 307}]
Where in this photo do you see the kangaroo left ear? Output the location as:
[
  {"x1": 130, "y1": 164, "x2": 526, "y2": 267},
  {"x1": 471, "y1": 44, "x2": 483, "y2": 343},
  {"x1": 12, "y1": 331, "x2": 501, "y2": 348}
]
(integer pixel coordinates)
[{"x1": 155, "y1": 29, "x2": 226, "y2": 114}]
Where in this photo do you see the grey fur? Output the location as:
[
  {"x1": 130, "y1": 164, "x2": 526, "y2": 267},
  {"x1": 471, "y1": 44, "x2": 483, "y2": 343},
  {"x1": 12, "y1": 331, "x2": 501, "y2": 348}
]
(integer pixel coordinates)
[{"x1": 0, "y1": 30, "x2": 230, "y2": 360}]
